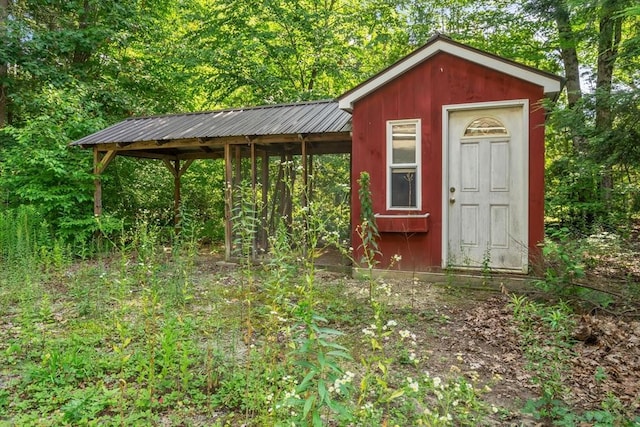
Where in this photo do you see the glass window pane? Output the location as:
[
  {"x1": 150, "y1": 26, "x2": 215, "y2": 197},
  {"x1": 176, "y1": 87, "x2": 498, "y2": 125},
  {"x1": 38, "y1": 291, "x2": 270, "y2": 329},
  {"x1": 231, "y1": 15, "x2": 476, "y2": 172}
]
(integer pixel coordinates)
[
  {"x1": 391, "y1": 168, "x2": 417, "y2": 207},
  {"x1": 392, "y1": 123, "x2": 416, "y2": 164},
  {"x1": 464, "y1": 117, "x2": 508, "y2": 137}
]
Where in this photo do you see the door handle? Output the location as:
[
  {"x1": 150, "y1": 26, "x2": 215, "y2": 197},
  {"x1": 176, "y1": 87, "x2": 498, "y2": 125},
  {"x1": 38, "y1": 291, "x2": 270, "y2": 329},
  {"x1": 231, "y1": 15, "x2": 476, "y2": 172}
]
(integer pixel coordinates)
[{"x1": 449, "y1": 197, "x2": 456, "y2": 204}]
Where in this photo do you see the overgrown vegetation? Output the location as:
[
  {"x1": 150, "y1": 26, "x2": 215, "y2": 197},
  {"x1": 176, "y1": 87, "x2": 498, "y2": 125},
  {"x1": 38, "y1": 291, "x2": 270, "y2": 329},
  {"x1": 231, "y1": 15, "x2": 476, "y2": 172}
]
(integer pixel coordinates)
[
  {"x1": 1, "y1": 0, "x2": 639, "y2": 425},
  {"x1": 1, "y1": 179, "x2": 639, "y2": 426}
]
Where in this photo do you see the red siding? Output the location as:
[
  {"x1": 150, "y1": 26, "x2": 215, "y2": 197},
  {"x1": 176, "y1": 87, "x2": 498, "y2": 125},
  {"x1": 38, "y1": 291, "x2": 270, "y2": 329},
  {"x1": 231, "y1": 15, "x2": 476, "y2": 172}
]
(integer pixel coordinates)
[{"x1": 351, "y1": 52, "x2": 546, "y2": 271}]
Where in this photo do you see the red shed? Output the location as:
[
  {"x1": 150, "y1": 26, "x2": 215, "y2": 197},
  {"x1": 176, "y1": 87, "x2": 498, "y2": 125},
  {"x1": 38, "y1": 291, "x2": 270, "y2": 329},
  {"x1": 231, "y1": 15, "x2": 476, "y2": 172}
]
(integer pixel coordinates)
[{"x1": 338, "y1": 35, "x2": 563, "y2": 273}]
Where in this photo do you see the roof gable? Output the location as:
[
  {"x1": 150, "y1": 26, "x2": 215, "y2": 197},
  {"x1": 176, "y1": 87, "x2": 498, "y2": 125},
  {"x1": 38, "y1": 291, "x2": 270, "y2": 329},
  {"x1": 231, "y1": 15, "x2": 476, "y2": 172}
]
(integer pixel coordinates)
[{"x1": 337, "y1": 34, "x2": 563, "y2": 111}]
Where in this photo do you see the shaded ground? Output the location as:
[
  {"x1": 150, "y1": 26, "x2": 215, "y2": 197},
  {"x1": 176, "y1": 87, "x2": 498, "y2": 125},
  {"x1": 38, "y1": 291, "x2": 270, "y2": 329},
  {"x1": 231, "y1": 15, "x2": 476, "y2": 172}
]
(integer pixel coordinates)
[
  {"x1": 193, "y1": 247, "x2": 640, "y2": 424},
  {"x1": 1, "y1": 244, "x2": 639, "y2": 425},
  {"x1": 329, "y1": 272, "x2": 640, "y2": 424}
]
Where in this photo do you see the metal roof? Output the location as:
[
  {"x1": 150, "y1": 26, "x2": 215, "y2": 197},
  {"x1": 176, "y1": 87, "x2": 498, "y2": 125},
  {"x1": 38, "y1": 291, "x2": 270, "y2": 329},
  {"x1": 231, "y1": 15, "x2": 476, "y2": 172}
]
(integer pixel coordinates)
[{"x1": 72, "y1": 100, "x2": 352, "y2": 146}]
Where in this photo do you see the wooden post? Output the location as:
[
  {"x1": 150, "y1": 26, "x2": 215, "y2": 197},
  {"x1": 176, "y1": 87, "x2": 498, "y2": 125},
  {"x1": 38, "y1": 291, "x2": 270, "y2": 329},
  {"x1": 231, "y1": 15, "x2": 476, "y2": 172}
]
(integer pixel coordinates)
[
  {"x1": 94, "y1": 148, "x2": 102, "y2": 217},
  {"x1": 224, "y1": 144, "x2": 233, "y2": 260},
  {"x1": 270, "y1": 155, "x2": 285, "y2": 234},
  {"x1": 285, "y1": 152, "x2": 294, "y2": 231},
  {"x1": 93, "y1": 148, "x2": 116, "y2": 217},
  {"x1": 250, "y1": 141, "x2": 257, "y2": 258},
  {"x1": 301, "y1": 138, "x2": 308, "y2": 256},
  {"x1": 309, "y1": 152, "x2": 314, "y2": 203},
  {"x1": 162, "y1": 158, "x2": 194, "y2": 231},
  {"x1": 234, "y1": 145, "x2": 241, "y2": 187},
  {"x1": 260, "y1": 150, "x2": 269, "y2": 251},
  {"x1": 173, "y1": 159, "x2": 181, "y2": 229},
  {"x1": 301, "y1": 137, "x2": 308, "y2": 213}
]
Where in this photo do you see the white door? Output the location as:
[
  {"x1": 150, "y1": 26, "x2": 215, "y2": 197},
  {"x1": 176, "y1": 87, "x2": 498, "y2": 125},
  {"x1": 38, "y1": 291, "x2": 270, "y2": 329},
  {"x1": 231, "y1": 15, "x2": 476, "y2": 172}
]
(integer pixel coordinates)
[{"x1": 445, "y1": 104, "x2": 528, "y2": 272}]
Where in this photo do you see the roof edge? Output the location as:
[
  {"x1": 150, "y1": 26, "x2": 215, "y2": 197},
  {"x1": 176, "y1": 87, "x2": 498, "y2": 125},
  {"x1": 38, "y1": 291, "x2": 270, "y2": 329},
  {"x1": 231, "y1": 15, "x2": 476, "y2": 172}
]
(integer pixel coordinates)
[
  {"x1": 337, "y1": 34, "x2": 563, "y2": 111},
  {"x1": 120, "y1": 99, "x2": 339, "y2": 122}
]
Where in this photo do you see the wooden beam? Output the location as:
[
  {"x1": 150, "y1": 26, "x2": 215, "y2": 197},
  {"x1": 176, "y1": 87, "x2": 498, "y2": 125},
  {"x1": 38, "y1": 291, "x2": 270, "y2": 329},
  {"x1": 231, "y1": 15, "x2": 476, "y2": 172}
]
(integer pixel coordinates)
[
  {"x1": 179, "y1": 159, "x2": 194, "y2": 177},
  {"x1": 118, "y1": 151, "x2": 179, "y2": 160},
  {"x1": 79, "y1": 131, "x2": 351, "y2": 154},
  {"x1": 93, "y1": 149, "x2": 117, "y2": 216},
  {"x1": 260, "y1": 150, "x2": 269, "y2": 251},
  {"x1": 250, "y1": 141, "x2": 257, "y2": 257},
  {"x1": 300, "y1": 136, "x2": 308, "y2": 214},
  {"x1": 96, "y1": 150, "x2": 116, "y2": 174},
  {"x1": 173, "y1": 159, "x2": 181, "y2": 229},
  {"x1": 179, "y1": 153, "x2": 222, "y2": 160},
  {"x1": 93, "y1": 147, "x2": 102, "y2": 217},
  {"x1": 301, "y1": 136, "x2": 308, "y2": 255},
  {"x1": 163, "y1": 158, "x2": 179, "y2": 178},
  {"x1": 224, "y1": 144, "x2": 233, "y2": 260}
]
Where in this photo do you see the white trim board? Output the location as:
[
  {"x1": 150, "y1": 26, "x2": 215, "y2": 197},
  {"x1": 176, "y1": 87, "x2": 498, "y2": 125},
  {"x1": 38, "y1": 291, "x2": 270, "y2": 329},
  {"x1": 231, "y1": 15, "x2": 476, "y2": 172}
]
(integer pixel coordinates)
[{"x1": 338, "y1": 37, "x2": 562, "y2": 111}]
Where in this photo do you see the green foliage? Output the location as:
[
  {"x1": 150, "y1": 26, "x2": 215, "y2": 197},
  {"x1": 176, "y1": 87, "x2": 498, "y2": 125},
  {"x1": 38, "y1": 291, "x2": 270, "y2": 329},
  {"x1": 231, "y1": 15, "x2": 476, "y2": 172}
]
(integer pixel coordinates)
[
  {"x1": 510, "y1": 295, "x2": 576, "y2": 423},
  {"x1": 537, "y1": 227, "x2": 586, "y2": 295},
  {"x1": 544, "y1": 92, "x2": 640, "y2": 232},
  {"x1": 0, "y1": 205, "x2": 50, "y2": 267},
  {"x1": 356, "y1": 171, "x2": 381, "y2": 275},
  {"x1": 0, "y1": 83, "x2": 103, "y2": 240},
  {"x1": 509, "y1": 295, "x2": 638, "y2": 425}
]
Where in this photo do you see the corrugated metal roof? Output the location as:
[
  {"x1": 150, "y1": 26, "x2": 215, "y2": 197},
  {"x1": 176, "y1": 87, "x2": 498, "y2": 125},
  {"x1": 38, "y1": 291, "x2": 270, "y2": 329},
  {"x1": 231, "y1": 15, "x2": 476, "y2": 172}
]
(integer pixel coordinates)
[{"x1": 72, "y1": 100, "x2": 352, "y2": 146}]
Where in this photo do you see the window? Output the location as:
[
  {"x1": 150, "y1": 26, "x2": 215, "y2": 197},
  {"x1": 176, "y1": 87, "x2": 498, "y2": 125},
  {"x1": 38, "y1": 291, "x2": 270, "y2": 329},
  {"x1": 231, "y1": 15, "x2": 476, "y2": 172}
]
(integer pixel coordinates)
[
  {"x1": 463, "y1": 117, "x2": 508, "y2": 137},
  {"x1": 387, "y1": 119, "x2": 421, "y2": 209}
]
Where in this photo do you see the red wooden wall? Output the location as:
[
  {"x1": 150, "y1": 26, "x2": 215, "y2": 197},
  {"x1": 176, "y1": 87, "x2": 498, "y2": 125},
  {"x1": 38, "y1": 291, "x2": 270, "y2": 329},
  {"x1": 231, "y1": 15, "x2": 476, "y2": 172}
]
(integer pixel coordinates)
[{"x1": 350, "y1": 51, "x2": 547, "y2": 271}]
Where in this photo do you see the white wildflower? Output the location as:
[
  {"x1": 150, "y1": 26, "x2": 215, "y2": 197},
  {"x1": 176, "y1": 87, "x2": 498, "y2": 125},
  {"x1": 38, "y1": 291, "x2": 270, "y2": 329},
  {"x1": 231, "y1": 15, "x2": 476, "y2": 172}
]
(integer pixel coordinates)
[
  {"x1": 432, "y1": 376, "x2": 442, "y2": 389},
  {"x1": 407, "y1": 377, "x2": 419, "y2": 392}
]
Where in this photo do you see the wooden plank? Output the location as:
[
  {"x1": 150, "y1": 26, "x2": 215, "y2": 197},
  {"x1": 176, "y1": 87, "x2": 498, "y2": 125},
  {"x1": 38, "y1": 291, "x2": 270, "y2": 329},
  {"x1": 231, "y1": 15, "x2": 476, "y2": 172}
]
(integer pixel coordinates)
[
  {"x1": 96, "y1": 150, "x2": 117, "y2": 174},
  {"x1": 178, "y1": 152, "x2": 223, "y2": 160},
  {"x1": 234, "y1": 145, "x2": 241, "y2": 187},
  {"x1": 301, "y1": 138, "x2": 308, "y2": 207},
  {"x1": 301, "y1": 137, "x2": 308, "y2": 256},
  {"x1": 93, "y1": 147, "x2": 102, "y2": 217},
  {"x1": 162, "y1": 158, "x2": 179, "y2": 178},
  {"x1": 309, "y1": 153, "x2": 314, "y2": 202},
  {"x1": 173, "y1": 159, "x2": 181, "y2": 229},
  {"x1": 78, "y1": 132, "x2": 351, "y2": 153},
  {"x1": 260, "y1": 150, "x2": 269, "y2": 251},
  {"x1": 270, "y1": 155, "x2": 285, "y2": 233},
  {"x1": 224, "y1": 144, "x2": 233, "y2": 260},
  {"x1": 250, "y1": 141, "x2": 257, "y2": 257},
  {"x1": 179, "y1": 159, "x2": 194, "y2": 177},
  {"x1": 118, "y1": 151, "x2": 178, "y2": 160}
]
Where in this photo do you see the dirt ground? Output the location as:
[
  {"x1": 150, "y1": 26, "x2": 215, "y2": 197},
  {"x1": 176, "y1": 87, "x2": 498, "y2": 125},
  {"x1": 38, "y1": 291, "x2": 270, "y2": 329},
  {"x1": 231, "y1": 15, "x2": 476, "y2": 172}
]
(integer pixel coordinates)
[{"x1": 331, "y1": 272, "x2": 640, "y2": 424}]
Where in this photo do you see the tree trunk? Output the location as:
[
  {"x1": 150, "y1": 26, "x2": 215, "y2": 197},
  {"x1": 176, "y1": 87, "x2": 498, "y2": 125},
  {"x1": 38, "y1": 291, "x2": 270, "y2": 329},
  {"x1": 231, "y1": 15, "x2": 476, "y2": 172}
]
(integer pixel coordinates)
[
  {"x1": 596, "y1": 0, "x2": 625, "y2": 201},
  {"x1": 595, "y1": 0, "x2": 623, "y2": 132},
  {"x1": 550, "y1": 1, "x2": 585, "y2": 152},
  {"x1": 553, "y1": 3, "x2": 582, "y2": 108},
  {"x1": 72, "y1": 0, "x2": 93, "y2": 65},
  {"x1": 0, "y1": 0, "x2": 8, "y2": 128}
]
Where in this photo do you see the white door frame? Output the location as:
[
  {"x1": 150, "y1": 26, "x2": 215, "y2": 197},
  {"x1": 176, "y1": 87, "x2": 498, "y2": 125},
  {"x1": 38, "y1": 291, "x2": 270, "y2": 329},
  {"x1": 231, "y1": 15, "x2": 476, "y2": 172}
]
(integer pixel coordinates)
[{"x1": 441, "y1": 99, "x2": 530, "y2": 272}]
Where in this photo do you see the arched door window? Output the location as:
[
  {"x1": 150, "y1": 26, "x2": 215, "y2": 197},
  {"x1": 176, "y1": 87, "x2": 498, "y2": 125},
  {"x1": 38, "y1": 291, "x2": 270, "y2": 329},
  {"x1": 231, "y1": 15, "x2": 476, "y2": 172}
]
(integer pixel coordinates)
[{"x1": 463, "y1": 117, "x2": 508, "y2": 137}]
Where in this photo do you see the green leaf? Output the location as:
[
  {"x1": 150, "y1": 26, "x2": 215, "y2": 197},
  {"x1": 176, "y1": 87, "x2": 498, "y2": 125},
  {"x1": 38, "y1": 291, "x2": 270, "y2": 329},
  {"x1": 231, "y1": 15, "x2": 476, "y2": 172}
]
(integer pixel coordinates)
[
  {"x1": 385, "y1": 388, "x2": 405, "y2": 402},
  {"x1": 297, "y1": 371, "x2": 316, "y2": 392},
  {"x1": 318, "y1": 379, "x2": 328, "y2": 404},
  {"x1": 317, "y1": 351, "x2": 326, "y2": 369},
  {"x1": 316, "y1": 327, "x2": 344, "y2": 336},
  {"x1": 313, "y1": 411, "x2": 323, "y2": 427},
  {"x1": 303, "y1": 394, "x2": 316, "y2": 418},
  {"x1": 327, "y1": 350, "x2": 352, "y2": 360}
]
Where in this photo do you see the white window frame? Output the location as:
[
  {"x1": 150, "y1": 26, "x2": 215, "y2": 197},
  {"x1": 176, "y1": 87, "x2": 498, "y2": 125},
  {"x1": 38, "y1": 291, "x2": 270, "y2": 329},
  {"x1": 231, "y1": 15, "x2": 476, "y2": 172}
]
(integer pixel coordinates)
[{"x1": 386, "y1": 119, "x2": 421, "y2": 210}]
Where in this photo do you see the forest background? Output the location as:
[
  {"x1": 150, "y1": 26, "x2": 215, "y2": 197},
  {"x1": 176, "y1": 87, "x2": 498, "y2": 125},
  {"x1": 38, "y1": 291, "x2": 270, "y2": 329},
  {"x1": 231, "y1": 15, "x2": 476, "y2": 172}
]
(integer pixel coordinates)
[
  {"x1": 0, "y1": 0, "x2": 639, "y2": 245},
  {"x1": 1, "y1": 1, "x2": 640, "y2": 425}
]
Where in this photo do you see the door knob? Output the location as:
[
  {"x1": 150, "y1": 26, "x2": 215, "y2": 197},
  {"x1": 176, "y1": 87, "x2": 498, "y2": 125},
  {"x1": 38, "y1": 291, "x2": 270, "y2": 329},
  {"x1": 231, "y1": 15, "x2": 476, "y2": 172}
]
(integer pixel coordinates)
[{"x1": 449, "y1": 197, "x2": 456, "y2": 204}]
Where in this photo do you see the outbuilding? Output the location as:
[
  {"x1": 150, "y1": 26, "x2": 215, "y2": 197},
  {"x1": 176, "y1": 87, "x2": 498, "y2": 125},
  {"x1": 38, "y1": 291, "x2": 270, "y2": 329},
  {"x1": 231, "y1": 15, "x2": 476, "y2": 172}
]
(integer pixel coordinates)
[
  {"x1": 340, "y1": 35, "x2": 562, "y2": 273},
  {"x1": 73, "y1": 34, "x2": 562, "y2": 274}
]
